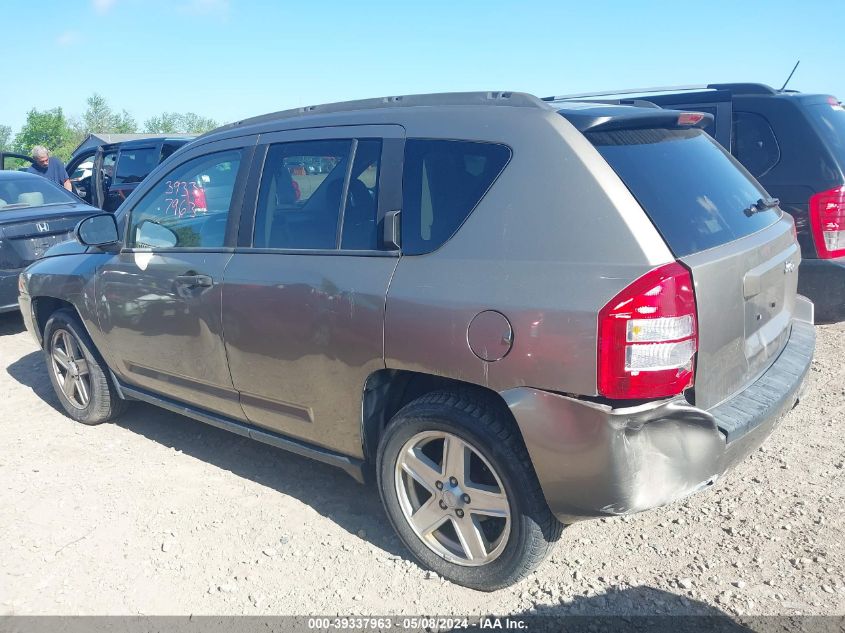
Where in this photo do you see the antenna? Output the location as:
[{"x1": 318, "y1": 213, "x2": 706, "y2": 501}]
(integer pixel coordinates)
[{"x1": 779, "y1": 60, "x2": 800, "y2": 92}]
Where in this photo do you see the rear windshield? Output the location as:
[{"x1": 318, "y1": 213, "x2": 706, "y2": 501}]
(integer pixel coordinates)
[
  {"x1": 0, "y1": 175, "x2": 78, "y2": 209},
  {"x1": 804, "y1": 101, "x2": 845, "y2": 168},
  {"x1": 589, "y1": 128, "x2": 779, "y2": 257}
]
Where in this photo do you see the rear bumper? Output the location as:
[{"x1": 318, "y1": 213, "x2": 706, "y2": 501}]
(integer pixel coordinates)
[
  {"x1": 503, "y1": 305, "x2": 815, "y2": 524},
  {"x1": 798, "y1": 257, "x2": 845, "y2": 322},
  {"x1": 0, "y1": 270, "x2": 22, "y2": 313}
]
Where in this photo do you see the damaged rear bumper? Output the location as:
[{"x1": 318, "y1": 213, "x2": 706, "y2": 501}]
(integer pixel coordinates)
[{"x1": 502, "y1": 312, "x2": 815, "y2": 524}]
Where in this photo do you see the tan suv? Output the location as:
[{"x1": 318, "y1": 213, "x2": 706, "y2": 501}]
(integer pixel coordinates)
[{"x1": 18, "y1": 92, "x2": 814, "y2": 590}]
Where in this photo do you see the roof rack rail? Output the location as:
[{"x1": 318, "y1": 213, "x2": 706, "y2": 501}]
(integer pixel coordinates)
[
  {"x1": 544, "y1": 82, "x2": 780, "y2": 102},
  {"x1": 543, "y1": 85, "x2": 708, "y2": 102},
  {"x1": 205, "y1": 91, "x2": 546, "y2": 137},
  {"x1": 560, "y1": 98, "x2": 662, "y2": 109}
]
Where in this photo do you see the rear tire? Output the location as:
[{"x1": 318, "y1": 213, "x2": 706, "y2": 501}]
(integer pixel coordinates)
[
  {"x1": 377, "y1": 390, "x2": 563, "y2": 591},
  {"x1": 43, "y1": 309, "x2": 127, "y2": 425}
]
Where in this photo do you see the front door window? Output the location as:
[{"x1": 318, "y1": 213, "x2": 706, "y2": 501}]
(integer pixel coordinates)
[{"x1": 128, "y1": 150, "x2": 242, "y2": 249}]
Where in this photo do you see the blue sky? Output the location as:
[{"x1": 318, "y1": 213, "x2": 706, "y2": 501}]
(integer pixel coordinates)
[{"x1": 3, "y1": 0, "x2": 843, "y2": 133}]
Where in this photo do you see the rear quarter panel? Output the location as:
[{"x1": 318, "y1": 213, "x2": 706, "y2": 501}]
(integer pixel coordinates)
[{"x1": 385, "y1": 109, "x2": 673, "y2": 396}]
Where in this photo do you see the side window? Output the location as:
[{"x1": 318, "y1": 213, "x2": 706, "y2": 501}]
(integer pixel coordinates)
[
  {"x1": 401, "y1": 140, "x2": 511, "y2": 255},
  {"x1": 128, "y1": 150, "x2": 242, "y2": 249},
  {"x1": 732, "y1": 111, "x2": 781, "y2": 178},
  {"x1": 160, "y1": 143, "x2": 182, "y2": 163},
  {"x1": 254, "y1": 140, "x2": 351, "y2": 250},
  {"x1": 114, "y1": 147, "x2": 159, "y2": 184},
  {"x1": 341, "y1": 139, "x2": 381, "y2": 250}
]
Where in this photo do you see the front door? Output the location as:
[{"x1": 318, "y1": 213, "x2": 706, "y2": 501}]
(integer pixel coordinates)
[
  {"x1": 91, "y1": 145, "x2": 119, "y2": 208},
  {"x1": 222, "y1": 126, "x2": 404, "y2": 456},
  {"x1": 0, "y1": 152, "x2": 33, "y2": 171},
  {"x1": 95, "y1": 139, "x2": 256, "y2": 419},
  {"x1": 104, "y1": 144, "x2": 160, "y2": 212}
]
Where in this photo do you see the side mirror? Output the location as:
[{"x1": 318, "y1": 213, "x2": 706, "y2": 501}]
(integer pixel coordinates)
[
  {"x1": 135, "y1": 220, "x2": 178, "y2": 249},
  {"x1": 75, "y1": 213, "x2": 119, "y2": 247}
]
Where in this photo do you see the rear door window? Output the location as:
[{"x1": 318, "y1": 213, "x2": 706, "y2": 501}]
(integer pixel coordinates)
[
  {"x1": 401, "y1": 140, "x2": 510, "y2": 255},
  {"x1": 340, "y1": 139, "x2": 382, "y2": 250},
  {"x1": 732, "y1": 112, "x2": 781, "y2": 178},
  {"x1": 589, "y1": 128, "x2": 780, "y2": 257},
  {"x1": 114, "y1": 147, "x2": 160, "y2": 184},
  {"x1": 253, "y1": 140, "x2": 351, "y2": 250}
]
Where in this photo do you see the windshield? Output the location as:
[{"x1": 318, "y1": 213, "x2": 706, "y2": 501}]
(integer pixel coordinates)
[
  {"x1": 0, "y1": 176, "x2": 79, "y2": 210},
  {"x1": 804, "y1": 101, "x2": 845, "y2": 169},
  {"x1": 588, "y1": 127, "x2": 779, "y2": 257}
]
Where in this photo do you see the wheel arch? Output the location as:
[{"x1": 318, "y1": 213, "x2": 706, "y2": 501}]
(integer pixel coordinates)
[
  {"x1": 31, "y1": 296, "x2": 79, "y2": 345},
  {"x1": 360, "y1": 369, "x2": 525, "y2": 469}
]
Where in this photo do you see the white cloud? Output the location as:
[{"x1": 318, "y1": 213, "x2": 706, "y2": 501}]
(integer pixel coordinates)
[
  {"x1": 56, "y1": 30, "x2": 81, "y2": 47},
  {"x1": 92, "y1": 0, "x2": 117, "y2": 13}
]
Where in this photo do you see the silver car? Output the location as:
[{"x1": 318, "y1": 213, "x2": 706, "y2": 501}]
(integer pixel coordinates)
[{"x1": 18, "y1": 92, "x2": 815, "y2": 590}]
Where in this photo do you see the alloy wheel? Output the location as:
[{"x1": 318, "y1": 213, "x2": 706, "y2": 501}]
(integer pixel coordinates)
[
  {"x1": 49, "y1": 329, "x2": 91, "y2": 410},
  {"x1": 394, "y1": 430, "x2": 511, "y2": 566}
]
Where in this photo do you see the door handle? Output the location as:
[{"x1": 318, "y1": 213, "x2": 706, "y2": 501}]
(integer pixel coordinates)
[{"x1": 175, "y1": 274, "x2": 213, "y2": 288}]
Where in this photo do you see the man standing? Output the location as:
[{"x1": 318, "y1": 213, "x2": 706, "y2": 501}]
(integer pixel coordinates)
[{"x1": 27, "y1": 146, "x2": 71, "y2": 191}]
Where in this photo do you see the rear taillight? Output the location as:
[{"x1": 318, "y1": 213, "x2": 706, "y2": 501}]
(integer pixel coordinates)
[
  {"x1": 809, "y1": 186, "x2": 845, "y2": 259},
  {"x1": 598, "y1": 262, "x2": 697, "y2": 400}
]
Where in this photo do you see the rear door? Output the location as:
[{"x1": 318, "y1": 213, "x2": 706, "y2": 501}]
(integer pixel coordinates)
[
  {"x1": 221, "y1": 125, "x2": 403, "y2": 457},
  {"x1": 590, "y1": 126, "x2": 800, "y2": 409}
]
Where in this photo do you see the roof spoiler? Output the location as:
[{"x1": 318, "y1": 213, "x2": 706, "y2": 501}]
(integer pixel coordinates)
[{"x1": 557, "y1": 105, "x2": 714, "y2": 133}]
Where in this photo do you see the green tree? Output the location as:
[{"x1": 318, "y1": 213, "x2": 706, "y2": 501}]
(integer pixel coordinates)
[
  {"x1": 113, "y1": 109, "x2": 138, "y2": 133},
  {"x1": 81, "y1": 93, "x2": 137, "y2": 134},
  {"x1": 0, "y1": 125, "x2": 11, "y2": 152},
  {"x1": 13, "y1": 107, "x2": 76, "y2": 161},
  {"x1": 144, "y1": 112, "x2": 218, "y2": 134},
  {"x1": 178, "y1": 112, "x2": 217, "y2": 133},
  {"x1": 143, "y1": 112, "x2": 180, "y2": 134}
]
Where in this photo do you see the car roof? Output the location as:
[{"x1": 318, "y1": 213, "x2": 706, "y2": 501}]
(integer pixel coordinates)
[
  {"x1": 197, "y1": 91, "x2": 552, "y2": 141},
  {"x1": 547, "y1": 83, "x2": 840, "y2": 108},
  {"x1": 108, "y1": 136, "x2": 195, "y2": 150}
]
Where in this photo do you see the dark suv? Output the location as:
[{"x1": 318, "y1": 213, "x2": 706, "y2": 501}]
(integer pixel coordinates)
[
  {"x1": 545, "y1": 83, "x2": 845, "y2": 321},
  {"x1": 67, "y1": 136, "x2": 194, "y2": 212},
  {"x1": 18, "y1": 92, "x2": 814, "y2": 590}
]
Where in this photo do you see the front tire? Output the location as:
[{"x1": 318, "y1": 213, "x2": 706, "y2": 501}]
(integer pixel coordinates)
[
  {"x1": 377, "y1": 390, "x2": 563, "y2": 591},
  {"x1": 43, "y1": 309, "x2": 126, "y2": 425}
]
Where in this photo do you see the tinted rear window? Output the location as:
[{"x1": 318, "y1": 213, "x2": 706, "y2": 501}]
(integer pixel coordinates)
[
  {"x1": 402, "y1": 140, "x2": 510, "y2": 255},
  {"x1": 589, "y1": 128, "x2": 779, "y2": 257},
  {"x1": 804, "y1": 102, "x2": 845, "y2": 168}
]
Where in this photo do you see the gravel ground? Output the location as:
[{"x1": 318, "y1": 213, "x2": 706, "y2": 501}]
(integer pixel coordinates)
[{"x1": 0, "y1": 311, "x2": 842, "y2": 618}]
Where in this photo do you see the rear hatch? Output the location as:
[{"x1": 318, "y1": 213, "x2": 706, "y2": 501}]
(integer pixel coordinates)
[
  {"x1": 572, "y1": 109, "x2": 800, "y2": 409},
  {"x1": 0, "y1": 205, "x2": 95, "y2": 270}
]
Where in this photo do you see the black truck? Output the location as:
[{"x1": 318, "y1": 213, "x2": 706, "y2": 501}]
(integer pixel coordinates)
[
  {"x1": 66, "y1": 136, "x2": 194, "y2": 212},
  {"x1": 545, "y1": 83, "x2": 845, "y2": 322}
]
